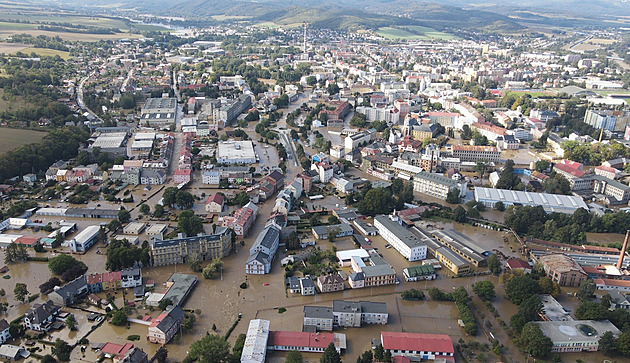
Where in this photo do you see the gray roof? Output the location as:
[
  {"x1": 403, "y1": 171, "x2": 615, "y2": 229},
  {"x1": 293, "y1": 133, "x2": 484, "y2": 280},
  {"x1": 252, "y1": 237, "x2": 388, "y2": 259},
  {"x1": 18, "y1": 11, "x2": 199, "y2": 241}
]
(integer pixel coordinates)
[
  {"x1": 163, "y1": 274, "x2": 197, "y2": 306},
  {"x1": 312, "y1": 223, "x2": 354, "y2": 237},
  {"x1": 247, "y1": 251, "x2": 270, "y2": 265},
  {"x1": 349, "y1": 272, "x2": 364, "y2": 281},
  {"x1": 474, "y1": 187, "x2": 588, "y2": 213},
  {"x1": 50, "y1": 276, "x2": 87, "y2": 302},
  {"x1": 153, "y1": 229, "x2": 230, "y2": 249},
  {"x1": 143, "y1": 97, "x2": 177, "y2": 111},
  {"x1": 254, "y1": 225, "x2": 281, "y2": 250},
  {"x1": 300, "y1": 278, "x2": 315, "y2": 288},
  {"x1": 535, "y1": 320, "x2": 621, "y2": 343},
  {"x1": 303, "y1": 306, "x2": 333, "y2": 319},
  {"x1": 414, "y1": 171, "x2": 460, "y2": 187},
  {"x1": 156, "y1": 305, "x2": 185, "y2": 333},
  {"x1": 332, "y1": 300, "x2": 387, "y2": 314},
  {"x1": 374, "y1": 216, "x2": 427, "y2": 249}
]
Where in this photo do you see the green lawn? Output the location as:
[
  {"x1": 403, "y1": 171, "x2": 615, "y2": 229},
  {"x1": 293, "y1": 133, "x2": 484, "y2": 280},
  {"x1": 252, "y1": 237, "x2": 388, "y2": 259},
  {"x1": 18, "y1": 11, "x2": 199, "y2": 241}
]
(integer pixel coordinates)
[
  {"x1": 376, "y1": 26, "x2": 457, "y2": 40},
  {"x1": 20, "y1": 47, "x2": 71, "y2": 60},
  {"x1": 505, "y1": 90, "x2": 556, "y2": 97},
  {"x1": 0, "y1": 128, "x2": 47, "y2": 154},
  {"x1": 402, "y1": 26, "x2": 458, "y2": 40},
  {"x1": 376, "y1": 27, "x2": 428, "y2": 40}
]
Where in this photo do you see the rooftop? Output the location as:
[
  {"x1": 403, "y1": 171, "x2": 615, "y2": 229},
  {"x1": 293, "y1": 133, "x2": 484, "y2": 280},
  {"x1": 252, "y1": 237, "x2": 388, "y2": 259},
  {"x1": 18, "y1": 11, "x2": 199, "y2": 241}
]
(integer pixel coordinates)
[
  {"x1": 380, "y1": 332, "x2": 454, "y2": 354},
  {"x1": 535, "y1": 320, "x2": 621, "y2": 343},
  {"x1": 474, "y1": 187, "x2": 588, "y2": 213}
]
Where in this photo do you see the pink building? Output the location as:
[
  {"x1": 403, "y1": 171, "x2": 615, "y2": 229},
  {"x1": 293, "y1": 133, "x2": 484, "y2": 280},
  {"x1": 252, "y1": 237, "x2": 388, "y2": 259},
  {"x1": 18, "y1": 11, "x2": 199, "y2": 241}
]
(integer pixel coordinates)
[{"x1": 173, "y1": 169, "x2": 191, "y2": 184}]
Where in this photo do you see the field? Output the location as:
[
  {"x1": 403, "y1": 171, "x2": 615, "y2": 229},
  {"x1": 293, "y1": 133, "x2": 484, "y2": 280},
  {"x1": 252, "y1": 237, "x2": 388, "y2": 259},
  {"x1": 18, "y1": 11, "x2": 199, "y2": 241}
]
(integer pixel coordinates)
[
  {"x1": 19, "y1": 47, "x2": 70, "y2": 59},
  {"x1": 0, "y1": 43, "x2": 29, "y2": 54},
  {"x1": 505, "y1": 90, "x2": 557, "y2": 97},
  {"x1": 376, "y1": 26, "x2": 457, "y2": 40},
  {"x1": 211, "y1": 15, "x2": 251, "y2": 21},
  {"x1": 0, "y1": 89, "x2": 31, "y2": 110},
  {"x1": 0, "y1": 128, "x2": 47, "y2": 154}
]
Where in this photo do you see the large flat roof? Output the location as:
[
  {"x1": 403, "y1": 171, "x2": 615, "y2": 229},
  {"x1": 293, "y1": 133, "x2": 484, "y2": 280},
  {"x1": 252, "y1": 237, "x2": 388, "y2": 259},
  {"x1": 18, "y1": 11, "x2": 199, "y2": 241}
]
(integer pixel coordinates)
[
  {"x1": 92, "y1": 133, "x2": 127, "y2": 149},
  {"x1": 474, "y1": 187, "x2": 588, "y2": 213},
  {"x1": 535, "y1": 320, "x2": 621, "y2": 343},
  {"x1": 217, "y1": 141, "x2": 256, "y2": 160},
  {"x1": 241, "y1": 319, "x2": 270, "y2": 363},
  {"x1": 374, "y1": 215, "x2": 427, "y2": 249}
]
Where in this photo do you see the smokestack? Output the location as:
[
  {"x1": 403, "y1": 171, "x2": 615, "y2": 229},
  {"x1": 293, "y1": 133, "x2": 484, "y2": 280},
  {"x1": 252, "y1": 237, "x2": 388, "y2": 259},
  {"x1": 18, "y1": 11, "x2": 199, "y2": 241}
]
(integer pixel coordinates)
[{"x1": 617, "y1": 230, "x2": 630, "y2": 270}]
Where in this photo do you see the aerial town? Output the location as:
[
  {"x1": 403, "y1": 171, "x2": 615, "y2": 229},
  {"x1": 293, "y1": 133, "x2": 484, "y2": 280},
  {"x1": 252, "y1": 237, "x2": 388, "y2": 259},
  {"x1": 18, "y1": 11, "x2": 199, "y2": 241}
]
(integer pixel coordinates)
[{"x1": 1, "y1": 0, "x2": 630, "y2": 362}]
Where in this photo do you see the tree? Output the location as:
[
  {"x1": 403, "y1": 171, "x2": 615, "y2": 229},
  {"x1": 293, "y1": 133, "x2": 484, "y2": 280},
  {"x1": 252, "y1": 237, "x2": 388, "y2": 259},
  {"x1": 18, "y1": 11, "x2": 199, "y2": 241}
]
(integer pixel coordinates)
[
  {"x1": 39, "y1": 277, "x2": 62, "y2": 294},
  {"x1": 108, "y1": 219, "x2": 121, "y2": 232},
  {"x1": 494, "y1": 201, "x2": 505, "y2": 211},
  {"x1": 617, "y1": 331, "x2": 630, "y2": 356},
  {"x1": 48, "y1": 254, "x2": 87, "y2": 275},
  {"x1": 453, "y1": 206, "x2": 467, "y2": 223},
  {"x1": 320, "y1": 342, "x2": 341, "y2": 363},
  {"x1": 535, "y1": 160, "x2": 550, "y2": 172},
  {"x1": 350, "y1": 112, "x2": 367, "y2": 128},
  {"x1": 231, "y1": 191, "x2": 250, "y2": 207},
  {"x1": 286, "y1": 231, "x2": 300, "y2": 250},
  {"x1": 52, "y1": 339, "x2": 72, "y2": 361},
  {"x1": 326, "y1": 83, "x2": 340, "y2": 95},
  {"x1": 4, "y1": 243, "x2": 29, "y2": 264},
  {"x1": 162, "y1": 187, "x2": 178, "y2": 207},
  {"x1": 158, "y1": 298, "x2": 173, "y2": 311},
  {"x1": 153, "y1": 204, "x2": 164, "y2": 218},
  {"x1": 287, "y1": 351, "x2": 304, "y2": 363},
  {"x1": 575, "y1": 301, "x2": 608, "y2": 320},
  {"x1": 519, "y1": 323, "x2": 552, "y2": 358},
  {"x1": 473, "y1": 280, "x2": 495, "y2": 301},
  {"x1": 576, "y1": 280, "x2": 596, "y2": 301},
  {"x1": 473, "y1": 160, "x2": 489, "y2": 181},
  {"x1": 178, "y1": 210, "x2": 204, "y2": 237},
  {"x1": 14, "y1": 283, "x2": 28, "y2": 303},
  {"x1": 538, "y1": 277, "x2": 561, "y2": 297},
  {"x1": 106, "y1": 239, "x2": 150, "y2": 271},
  {"x1": 175, "y1": 191, "x2": 194, "y2": 209},
  {"x1": 155, "y1": 347, "x2": 168, "y2": 363},
  {"x1": 357, "y1": 188, "x2": 394, "y2": 216},
  {"x1": 139, "y1": 204, "x2": 150, "y2": 214},
  {"x1": 495, "y1": 159, "x2": 520, "y2": 190},
  {"x1": 487, "y1": 254, "x2": 501, "y2": 274},
  {"x1": 188, "y1": 333, "x2": 232, "y2": 363},
  {"x1": 66, "y1": 314, "x2": 77, "y2": 331},
  {"x1": 327, "y1": 226, "x2": 341, "y2": 242},
  {"x1": 599, "y1": 331, "x2": 618, "y2": 356},
  {"x1": 446, "y1": 188, "x2": 460, "y2": 204},
  {"x1": 374, "y1": 344, "x2": 385, "y2": 362},
  {"x1": 505, "y1": 275, "x2": 539, "y2": 305},
  {"x1": 111, "y1": 310, "x2": 127, "y2": 326},
  {"x1": 41, "y1": 355, "x2": 57, "y2": 363},
  {"x1": 328, "y1": 215, "x2": 339, "y2": 225},
  {"x1": 189, "y1": 253, "x2": 202, "y2": 273},
  {"x1": 356, "y1": 350, "x2": 373, "y2": 363},
  {"x1": 117, "y1": 209, "x2": 131, "y2": 223},
  {"x1": 203, "y1": 258, "x2": 224, "y2": 279},
  {"x1": 182, "y1": 311, "x2": 196, "y2": 331}
]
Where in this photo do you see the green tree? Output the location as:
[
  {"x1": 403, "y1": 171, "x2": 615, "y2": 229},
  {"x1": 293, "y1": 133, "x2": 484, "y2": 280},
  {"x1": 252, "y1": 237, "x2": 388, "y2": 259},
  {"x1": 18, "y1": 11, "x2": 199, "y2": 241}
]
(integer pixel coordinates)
[
  {"x1": 52, "y1": 339, "x2": 72, "y2": 362},
  {"x1": 182, "y1": 311, "x2": 196, "y2": 331},
  {"x1": 41, "y1": 355, "x2": 57, "y2": 363},
  {"x1": 287, "y1": 350, "x2": 305, "y2": 363},
  {"x1": 535, "y1": 160, "x2": 550, "y2": 172},
  {"x1": 328, "y1": 215, "x2": 339, "y2": 225},
  {"x1": 231, "y1": 192, "x2": 250, "y2": 207},
  {"x1": 106, "y1": 239, "x2": 150, "y2": 271},
  {"x1": 188, "y1": 333, "x2": 232, "y2": 363},
  {"x1": 453, "y1": 206, "x2": 467, "y2": 223},
  {"x1": 519, "y1": 323, "x2": 553, "y2": 358},
  {"x1": 203, "y1": 258, "x2": 224, "y2": 279},
  {"x1": 446, "y1": 187, "x2": 460, "y2": 204},
  {"x1": 575, "y1": 301, "x2": 608, "y2": 320},
  {"x1": 48, "y1": 254, "x2": 87, "y2": 275},
  {"x1": 4, "y1": 243, "x2": 29, "y2": 264},
  {"x1": 494, "y1": 201, "x2": 505, "y2": 211},
  {"x1": 111, "y1": 310, "x2": 127, "y2": 326},
  {"x1": 357, "y1": 188, "x2": 394, "y2": 216},
  {"x1": 153, "y1": 204, "x2": 165, "y2": 218},
  {"x1": 576, "y1": 280, "x2": 596, "y2": 301},
  {"x1": 65, "y1": 314, "x2": 77, "y2": 331},
  {"x1": 139, "y1": 204, "x2": 150, "y2": 214},
  {"x1": 155, "y1": 346, "x2": 168, "y2": 363},
  {"x1": 108, "y1": 219, "x2": 121, "y2": 232},
  {"x1": 473, "y1": 160, "x2": 489, "y2": 181},
  {"x1": 538, "y1": 277, "x2": 561, "y2": 297},
  {"x1": 14, "y1": 283, "x2": 28, "y2": 303},
  {"x1": 473, "y1": 280, "x2": 495, "y2": 301},
  {"x1": 487, "y1": 254, "x2": 502, "y2": 274},
  {"x1": 356, "y1": 350, "x2": 373, "y2": 363},
  {"x1": 175, "y1": 191, "x2": 194, "y2": 209},
  {"x1": 616, "y1": 331, "x2": 630, "y2": 356},
  {"x1": 178, "y1": 210, "x2": 204, "y2": 237},
  {"x1": 320, "y1": 342, "x2": 341, "y2": 363},
  {"x1": 162, "y1": 187, "x2": 178, "y2": 207},
  {"x1": 495, "y1": 159, "x2": 520, "y2": 190},
  {"x1": 350, "y1": 112, "x2": 367, "y2": 128},
  {"x1": 118, "y1": 209, "x2": 131, "y2": 223},
  {"x1": 599, "y1": 331, "x2": 618, "y2": 356},
  {"x1": 158, "y1": 298, "x2": 173, "y2": 311},
  {"x1": 505, "y1": 275, "x2": 539, "y2": 305},
  {"x1": 374, "y1": 344, "x2": 385, "y2": 362}
]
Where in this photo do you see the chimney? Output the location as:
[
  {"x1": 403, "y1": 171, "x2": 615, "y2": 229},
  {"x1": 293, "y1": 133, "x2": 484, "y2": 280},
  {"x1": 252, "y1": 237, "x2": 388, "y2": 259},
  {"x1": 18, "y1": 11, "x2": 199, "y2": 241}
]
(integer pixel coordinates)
[{"x1": 616, "y1": 230, "x2": 630, "y2": 270}]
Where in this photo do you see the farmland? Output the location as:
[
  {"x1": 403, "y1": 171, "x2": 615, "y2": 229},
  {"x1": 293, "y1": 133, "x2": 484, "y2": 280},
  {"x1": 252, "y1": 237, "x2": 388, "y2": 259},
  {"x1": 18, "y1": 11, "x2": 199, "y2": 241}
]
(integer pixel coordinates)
[
  {"x1": 19, "y1": 47, "x2": 71, "y2": 60},
  {"x1": 376, "y1": 26, "x2": 457, "y2": 40},
  {"x1": 0, "y1": 128, "x2": 47, "y2": 154}
]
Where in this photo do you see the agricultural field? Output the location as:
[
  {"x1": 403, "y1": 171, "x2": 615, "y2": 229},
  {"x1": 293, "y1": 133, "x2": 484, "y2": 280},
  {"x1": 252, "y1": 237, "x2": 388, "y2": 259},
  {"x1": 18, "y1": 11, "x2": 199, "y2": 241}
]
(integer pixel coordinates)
[
  {"x1": 19, "y1": 47, "x2": 71, "y2": 60},
  {"x1": 0, "y1": 128, "x2": 47, "y2": 154},
  {"x1": 0, "y1": 42, "x2": 29, "y2": 55},
  {"x1": 505, "y1": 90, "x2": 557, "y2": 97},
  {"x1": 376, "y1": 26, "x2": 457, "y2": 40}
]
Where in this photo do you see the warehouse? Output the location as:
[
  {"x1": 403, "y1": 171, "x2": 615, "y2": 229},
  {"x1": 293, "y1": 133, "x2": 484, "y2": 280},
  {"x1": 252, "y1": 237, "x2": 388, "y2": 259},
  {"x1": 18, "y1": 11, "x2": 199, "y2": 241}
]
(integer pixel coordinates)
[
  {"x1": 217, "y1": 141, "x2": 257, "y2": 164},
  {"x1": 474, "y1": 187, "x2": 588, "y2": 214},
  {"x1": 374, "y1": 215, "x2": 427, "y2": 261},
  {"x1": 430, "y1": 229, "x2": 488, "y2": 267},
  {"x1": 68, "y1": 225, "x2": 100, "y2": 252},
  {"x1": 90, "y1": 132, "x2": 129, "y2": 156}
]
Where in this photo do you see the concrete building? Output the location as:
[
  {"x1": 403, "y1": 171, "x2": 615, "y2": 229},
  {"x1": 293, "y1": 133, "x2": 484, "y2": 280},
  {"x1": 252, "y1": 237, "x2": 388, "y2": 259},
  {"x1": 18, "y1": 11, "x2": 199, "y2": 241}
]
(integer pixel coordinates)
[
  {"x1": 535, "y1": 320, "x2": 621, "y2": 353},
  {"x1": 584, "y1": 109, "x2": 630, "y2": 132},
  {"x1": 150, "y1": 228, "x2": 233, "y2": 266},
  {"x1": 332, "y1": 300, "x2": 388, "y2": 327},
  {"x1": 450, "y1": 145, "x2": 501, "y2": 163},
  {"x1": 539, "y1": 254, "x2": 587, "y2": 287},
  {"x1": 430, "y1": 229, "x2": 488, "y2": 267},
  {"x1": 311, "y1": 224, "x2": 354, "y2": 240},
  {"x1": 413, "y1": 171, "x2": 466, "y2": 200},
  {"x1": 201, "y1": 170, "x2": 220, "y2": 185},
  {"x1": 68, "y1": 225, "x2": 101, "y2": 252},
  {"x1": 241, "y1": 319, "x2": 270, "y2": 363},
  {"x1": 403, "y1": 265, "x2": 436, "y2": 282},
  {"x1": 217, "y1": 141, "x2": 257, "y2": 164},
  {"x1": 212, "y1": 94, "x2": 252, "y2": 127},
  {"x1": 147, "y1": 305, "x2": 185, "y2": 345},
  {"x1": 141, "y1": 98, "x2": 177, "y2": 128},
  {"x1": 303, "y1": 306, "x2": 334, "y2": 331},
  {"x1": 474, "y1": 187, "x2": 589, "y2": 214},
  {"x1": 267, "y1": 331, "x2": 346, "y2": 354},
  {"x1": 374, "y1": 215, "x2": 427, "y2": 261},
  {"x1": 380, "y1": 332, "x2": 454, "y2": 361}
]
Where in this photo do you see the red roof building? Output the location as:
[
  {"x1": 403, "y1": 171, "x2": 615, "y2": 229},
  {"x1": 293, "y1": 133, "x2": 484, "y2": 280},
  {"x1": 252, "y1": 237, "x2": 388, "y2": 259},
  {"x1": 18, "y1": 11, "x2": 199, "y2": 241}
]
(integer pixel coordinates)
[
  {"x1": 13, "y1": 236, "x2": 40, "y2": 247},
  {"x1": 380, "y1": 332, "x2": 454, "y2": 361},
  {"x1": 506, "y1": 258, "x2": 532, "y2": 273},
  {"x1": 553, "y1": 162, "x2": 585, "y2": 178},
  {"x1": 99, "y1": 342, "x2": 134, "y2": 361}
]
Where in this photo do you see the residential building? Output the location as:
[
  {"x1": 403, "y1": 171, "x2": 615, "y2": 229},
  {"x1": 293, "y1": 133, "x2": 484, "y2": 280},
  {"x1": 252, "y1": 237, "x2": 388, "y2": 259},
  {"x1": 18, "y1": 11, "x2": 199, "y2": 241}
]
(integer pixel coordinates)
[
  {"x1": 317, "y1": 274, "x2": 346, "y2": 293},
  {"x1": 535, "y1": 320, "x2": 621, "y2": 352},
  {"x1": 609, "y1": 291, "x2": 630, "y2": 310},
  {"x1": 474, "y1": 187, "x2": 589, "y2": 214},
  {"x1": 147, "y1": 305, "x2": 185, "y2": 345},
  {"x1": 303, "y1": 306, "x2": 334, "y2": 331},
  {"x1": 380, "y1": 332, "x2": 455, "y2": 361},
  {"x1": 173, "y1": 169, "x2": 191, "y2": 184},
  {"x1": 595, "y1": 278, "x2": 630, "y2": 292},
  {"x1": 584, "y1": 109, "x2": 630, "y2": 132},
  {"x1": 220, "y1": 202, "x2": 258, "y2": 237},
  {"x1": 212, "y1": 94, "x2": 252, "y2": 127},
  {"x1": 201, "y1": 170, "x2": 220, "y2": 185},
  {"x1": 374, "y1": 215, "x2": 427, "y2": 261},
  {"x1": 150, "y1": 228, "x2": 233, "y2": 266},
  {"x1": 592, "y1": 175, "x2": 630, "y2": 203},
  {"x1": 413, "y1": 171, "x2": 466, "y2": 200},
  {"x1": 246, "y1": 225, "x2": 281, "y2": 274},
  {"x1": 241, "y1": 319, "x2": 270, "y2": 363},
  {"x1": 24, "y1": 301, "x2": 60, "y2": 331},
  {"x1": 0, "y1": 319, "x2": 10, "y2": 344},
  {"x1": 332, "y1": 300, "x2": 388, "y2": 327},
  {"x1": 311, "y1": 224, "x2": 354, "y2": 240},
  {"x1": 48, "y1": 276, "x2": 88, "y2": 306},
  {"x1": 300, "y1": 278, "x2": 316, "y2": 296},
  {"x1": 140, "y1": 170, "x2": 166, "y2": 185},
  {"x1": 450, "y1": 145, "x2": 501, "y2": 163},
  {"x1": 355, "y1": 106, "x2": 400, "y2": 124},
  {"x1": 204, "y1": 194, "x2": 225, "y2": 213},
  {"x1": 506, "y1": 258, "x2": 532, "y2": 274},
  {"x1": 539, "y1": 254, "x2": 587, "y2": 287}
]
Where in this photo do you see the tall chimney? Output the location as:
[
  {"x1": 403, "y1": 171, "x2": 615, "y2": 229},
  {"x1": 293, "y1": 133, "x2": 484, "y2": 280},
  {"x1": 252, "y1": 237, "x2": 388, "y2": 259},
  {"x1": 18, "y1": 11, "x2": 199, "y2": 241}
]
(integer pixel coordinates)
[{"x1": 616, "y1": 230, "x2": 630, "y2": 270}]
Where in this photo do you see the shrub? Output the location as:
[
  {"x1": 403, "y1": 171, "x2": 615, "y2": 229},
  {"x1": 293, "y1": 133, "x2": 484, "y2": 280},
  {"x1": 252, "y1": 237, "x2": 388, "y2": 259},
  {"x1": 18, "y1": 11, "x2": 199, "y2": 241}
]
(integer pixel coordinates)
[{"x1": 127, "y1": 335, "x2": 140, "y2": 341}]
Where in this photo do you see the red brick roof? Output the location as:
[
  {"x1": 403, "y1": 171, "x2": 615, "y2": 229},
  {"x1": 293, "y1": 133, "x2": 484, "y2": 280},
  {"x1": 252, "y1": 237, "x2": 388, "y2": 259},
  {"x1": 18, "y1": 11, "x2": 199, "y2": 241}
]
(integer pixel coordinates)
[
  {"x1": 206, "y1": 193, "x2": 224, "y2": 205},
  {"x1": 381, "y1": 332, "x2": 454, "y2": 354},
  {"x1": 268, "y1": 331, "x2": 334, "y2": 349},
  {"x1": 553, "y1": 163, "x2": 585, "y2": 178},
  {"x1": 506, "y1": 259, "x2": 530, "y2": 270}
]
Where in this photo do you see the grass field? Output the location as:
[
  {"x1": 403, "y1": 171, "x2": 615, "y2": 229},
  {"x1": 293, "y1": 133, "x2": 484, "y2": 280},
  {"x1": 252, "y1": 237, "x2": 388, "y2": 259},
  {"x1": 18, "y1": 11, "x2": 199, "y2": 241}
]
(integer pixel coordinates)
[
  {"x1": 0, "y1": 28, "x2": 142, "y2": 42},
  {"x1": 376, "y1": 26, "x2": 457, "y2": 40},
  {"x1": 20, "y1": 47, "x2": 71, "y2": 59},
  {"x1": 0, "y1": 43, "x2": 29, "y2": 54},
  {"x1": 0, "y1": 90, "x2": 31, "y2": 111},
  {"x1": 0, "y1": 128, "x2": 47, "y2": 154},
  {"x1": 505, "y1": 90, "x2": 556, "y2": 97}
]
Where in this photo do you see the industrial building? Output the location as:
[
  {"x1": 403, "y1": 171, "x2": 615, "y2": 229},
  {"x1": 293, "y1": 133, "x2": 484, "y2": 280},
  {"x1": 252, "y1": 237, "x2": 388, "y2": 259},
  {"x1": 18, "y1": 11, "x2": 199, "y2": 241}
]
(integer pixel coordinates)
[
  {"x1": 474, "y1": 187, "x2": 589, "y2": 214},
  {"x1": 539, "y1": 254, "x2": 588, "y2": 287},
  {"x1": 241, "y1": 319, "x2": 270, "y2": 363},
  {"x1": 141, "y1": 98, "x2": 178, "y2": 128},
  {"x1": 217, "y1": 141, "x2": 257, "y2": 164},
  {"x1": 67, "y1": 225, "x2": 101, "y2": 252},
  {"x1": 535, "y1": 320, "x2": 621, "y2": 353},
  {"x1": 430, "y1": 229, "x2": 488, "y2": 267},
  {"x1": 90, "y1": 132, "x2": 129, "y2": 156},
  {"x1": 374, "y1": 215, "x2": 427, "y2": 261}
]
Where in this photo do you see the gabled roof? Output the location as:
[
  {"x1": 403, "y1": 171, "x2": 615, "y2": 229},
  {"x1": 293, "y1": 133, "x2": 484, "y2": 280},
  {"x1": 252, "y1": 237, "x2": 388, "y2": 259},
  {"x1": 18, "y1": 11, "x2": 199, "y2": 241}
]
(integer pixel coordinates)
[{"x1": 205, "y1": 193, "x2": 225, "y2": 205}]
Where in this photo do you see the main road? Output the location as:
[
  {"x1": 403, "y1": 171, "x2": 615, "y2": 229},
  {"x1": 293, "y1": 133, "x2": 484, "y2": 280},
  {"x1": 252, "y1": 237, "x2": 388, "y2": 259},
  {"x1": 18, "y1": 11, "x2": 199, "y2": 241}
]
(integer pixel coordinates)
[{"x1": 77, "y1": 70, "x2": 104, "y2": 124}]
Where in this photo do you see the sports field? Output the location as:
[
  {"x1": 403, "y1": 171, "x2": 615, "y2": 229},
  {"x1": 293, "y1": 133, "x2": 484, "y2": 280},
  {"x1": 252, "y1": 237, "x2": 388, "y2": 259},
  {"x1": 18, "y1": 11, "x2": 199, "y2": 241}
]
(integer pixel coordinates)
[
  {"x1": 376, "y1": 26, "x2": 457, "y2": 40},
  {"x1": 0, "y1": 128, "x2": 47, "y2": 154}
]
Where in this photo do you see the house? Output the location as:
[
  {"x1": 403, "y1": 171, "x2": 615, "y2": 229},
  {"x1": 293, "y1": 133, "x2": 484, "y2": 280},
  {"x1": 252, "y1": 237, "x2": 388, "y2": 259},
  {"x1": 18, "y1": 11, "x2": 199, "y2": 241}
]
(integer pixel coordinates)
[
  {"x1": 48, "y1": 276, "x2": 88, "y2": 306},
  {"x1": 506, "y1": 258, "x2": 532, "y2": 274},
  {"x1": 0, "y1": 319, "x2": 10, "y2": 344},
  {"x1": 24, "y1": 301, "x2": 60, "y2": 331},
  {"x1": 286, "y1": 276, "x2": 302, "y2": 294},
  {"x1": 300, "y1": 278, "x2": 316, "y2": 296},
  {"x1": 173, "y1": 169, "x2": 191, "y2": 184},
  {"x1": 205, "y1": 194, "x2": 225, "y2": 213},
  {"x1": 402, "y1": 265, "x2": 436, "y2": 282},
  {"x1": 303, "y1": 306, "x2": 334, "y2": 331},
  {"x1": 246, "y1": 224, "x2": 281, "y2": 275},
  {"x1": 147, "y1": 305, "x2": 185, "y2": 345},
  {"x1": 0, "y1": 345, "x2": 29, "y2": 361},
  {"x1": 117, "y1": 347, "x2": 149, "y2": 363},
  {"x1": 317, "y1": 274, "x2": 345, "y2": 293},
  {"x1": 311, "y1": 224, "x2": 354, "y2": 240},
  {"x1": 609, "y1": 291, "x2": 630, "y2": 310}
]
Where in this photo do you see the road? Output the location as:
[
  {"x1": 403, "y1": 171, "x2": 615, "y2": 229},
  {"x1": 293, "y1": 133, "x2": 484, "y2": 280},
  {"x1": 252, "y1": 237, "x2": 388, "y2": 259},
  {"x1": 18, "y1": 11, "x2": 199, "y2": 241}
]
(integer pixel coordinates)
[{"x1": 77, "y1": 71, "x2": 104, "y2": 124}]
